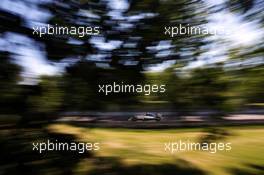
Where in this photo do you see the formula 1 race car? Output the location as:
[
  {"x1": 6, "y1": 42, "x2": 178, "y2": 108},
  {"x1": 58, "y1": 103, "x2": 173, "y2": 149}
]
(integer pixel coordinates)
[{"x1": 128, "y1": 113, "x2": 162, "y2": 121}]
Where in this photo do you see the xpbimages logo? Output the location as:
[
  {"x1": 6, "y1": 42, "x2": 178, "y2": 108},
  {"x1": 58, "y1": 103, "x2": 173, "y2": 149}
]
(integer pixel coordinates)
[
  {"x1": 164, "y1": 140, "x2": 232, "y2": 154},
  {"x1": 32, "y1": 140, "x2": 100, "y2": 154},
  {"x1": 98, "y1": 82, "x2": 166, "y2": 95},
  {"x1": 32, "y1": 24, "x2": 100, "y2": 37}
]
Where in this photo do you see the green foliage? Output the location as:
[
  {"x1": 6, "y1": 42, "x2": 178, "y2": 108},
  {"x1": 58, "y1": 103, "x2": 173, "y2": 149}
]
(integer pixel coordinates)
[
  {"x1": 159, "y1": 67, "x2": 230, "y2": 113},
  {"x1": 0, "y1": 0, "x2": 263, "y2": 116},
  {"x1": 27, "y1": 76, "x2": 63, "y2": 114},
  {"x1": 0, "y1": 54, "x2": 22, "y2": 113}
]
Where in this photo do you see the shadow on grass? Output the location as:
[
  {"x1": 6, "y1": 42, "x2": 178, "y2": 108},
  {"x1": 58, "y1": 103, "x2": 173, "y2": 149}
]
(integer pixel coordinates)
[
  {"x1": 88, "y1": 157, "x2": 207, "y2": 175},
  {"x1": 0, "y1": 126, "x2": 92, "y2": 175},
  {"x1": 199, "y1": 127, "x2": 232, "y2": 143},
  {"x1": 228, "y1": 163, "x2": 264, "y2": 175},
  {"x1": 0, "y1": 124, "x2": 208, "y2": 175}
]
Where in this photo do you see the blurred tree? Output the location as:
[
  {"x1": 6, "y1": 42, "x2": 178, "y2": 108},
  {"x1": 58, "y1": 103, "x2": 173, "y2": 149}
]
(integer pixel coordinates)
[
  {"x1": 27, "y1": 76, "x2": 63, "y2": 115},
  {"x1": 163, "y1": 66, "x2": 230, "y2": 115},
  {"x1": 0, "y1": 52, "x2": 22, "y2": 113},
  {"x1": 62, "y1": 60, "x2": 144, "y2": 110},
  {"x1": 226, "y1": 65, "x2": 264, "y2": 110},
  {"x1": 226, "y1": 0, "x2": 255, "y2": 13},
  {"x1": 0, "y1": 0, "x2": 263, "y2": 114},
  {"x1": 187, "y1": 67, "x2": 229, "y2": 114}
]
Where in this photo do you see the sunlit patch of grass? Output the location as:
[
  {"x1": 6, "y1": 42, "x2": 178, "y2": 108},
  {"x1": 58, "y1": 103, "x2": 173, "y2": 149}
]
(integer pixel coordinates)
[{"x1": 47, "y1": 124, "x2": 264, "y2": 175}]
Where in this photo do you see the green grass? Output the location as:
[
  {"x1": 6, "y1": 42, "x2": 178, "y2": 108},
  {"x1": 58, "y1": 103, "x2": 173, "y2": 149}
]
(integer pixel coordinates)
[{"x1": 48, "y1": 124, "x2": 264, "y2": 175}]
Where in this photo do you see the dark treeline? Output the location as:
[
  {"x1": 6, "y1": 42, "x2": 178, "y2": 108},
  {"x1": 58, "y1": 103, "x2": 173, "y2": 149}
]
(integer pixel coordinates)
[{"x1": 0, "y1": 0, "x2": 263, "y2": 121}]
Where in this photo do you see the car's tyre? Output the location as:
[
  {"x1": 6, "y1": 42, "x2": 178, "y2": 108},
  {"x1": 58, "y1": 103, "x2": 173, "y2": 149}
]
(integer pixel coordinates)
[
  {"x1": 129, "y1": 117, "x2": 137, "y2": 121},
  {"x1": 156, "y1": 117, "x2": 161, "y2": 121}
]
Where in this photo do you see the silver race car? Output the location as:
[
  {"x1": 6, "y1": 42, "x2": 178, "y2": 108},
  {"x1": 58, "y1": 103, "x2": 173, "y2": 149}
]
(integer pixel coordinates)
[{"x1": 128, "y1": 113, "x2": 162, "y2": 121}]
